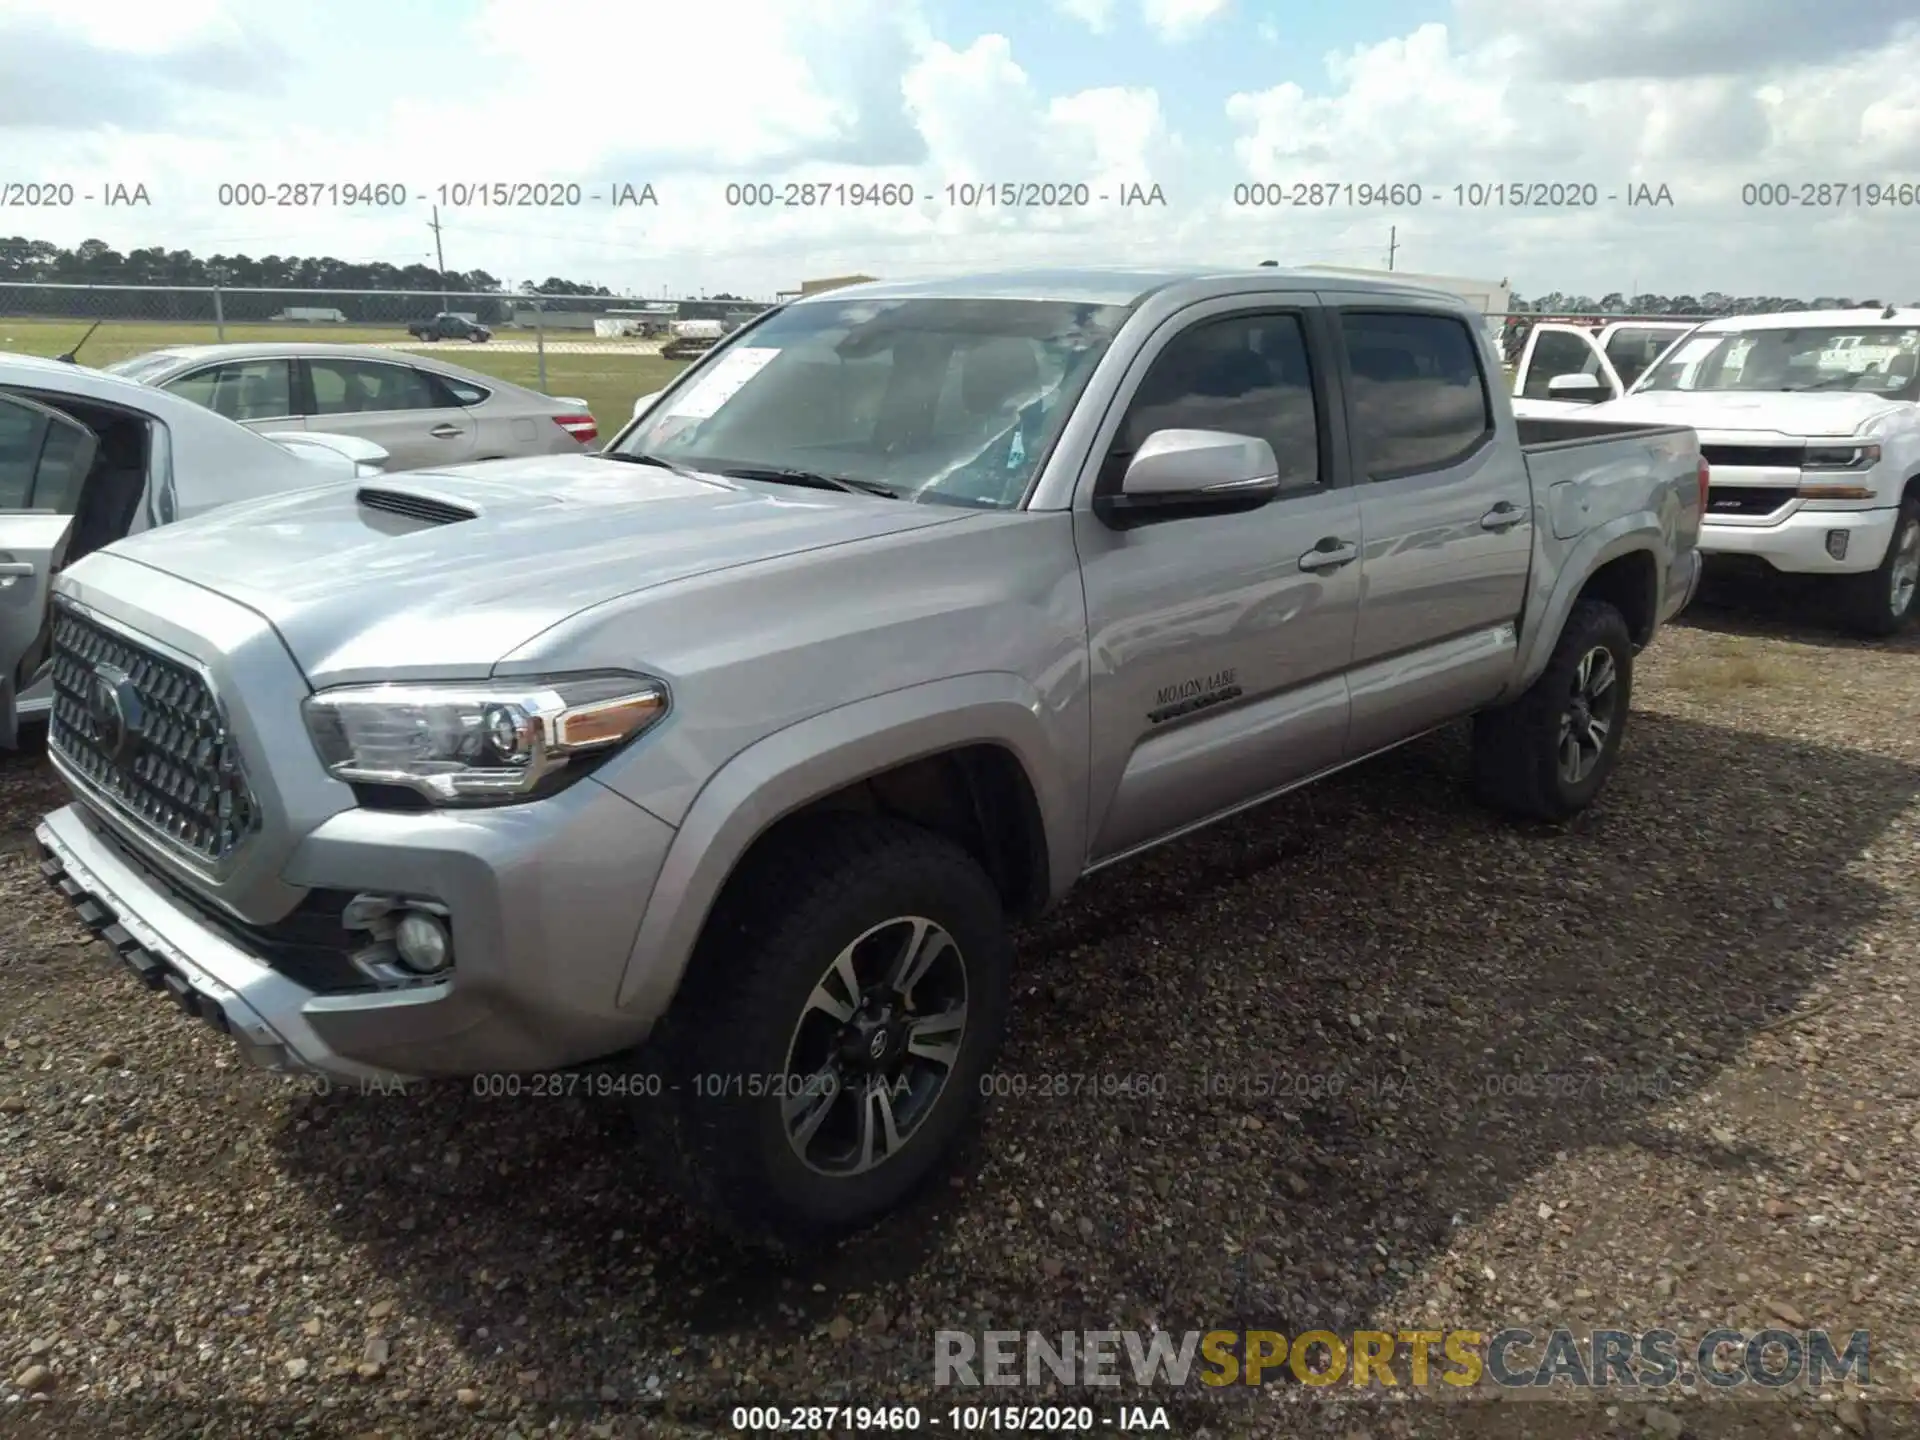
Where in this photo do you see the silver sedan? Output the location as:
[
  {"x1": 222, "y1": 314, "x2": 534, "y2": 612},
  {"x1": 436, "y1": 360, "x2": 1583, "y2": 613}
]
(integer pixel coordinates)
[{"x1": 102, "y1": 342, "x2": 600, "y2": 470}]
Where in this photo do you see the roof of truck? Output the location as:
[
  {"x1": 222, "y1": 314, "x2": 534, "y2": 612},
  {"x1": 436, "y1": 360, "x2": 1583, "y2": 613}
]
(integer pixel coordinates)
[
  {"x1": 791, "y1": 267, "x2": 1476, "y2": 309},
  {"x1": 1693, "y1": 307, "x2": 1920, "y2": 331}
]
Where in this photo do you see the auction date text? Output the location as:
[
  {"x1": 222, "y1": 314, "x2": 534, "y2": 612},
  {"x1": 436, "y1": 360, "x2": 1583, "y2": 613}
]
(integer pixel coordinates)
[{"x1": 1, "y1": 181, "x2": 149, "y2": 207}]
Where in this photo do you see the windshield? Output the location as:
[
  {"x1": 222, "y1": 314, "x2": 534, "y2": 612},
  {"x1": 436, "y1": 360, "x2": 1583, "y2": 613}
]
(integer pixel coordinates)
[
  {"x1": 611, "y1": 296, "x2": 1132, "y2": 509},
  {"x1": 102, "y1": 351, "x2": 188, "y2": 382},
  {"x1": 1635, "y1": 324, "x2": 1920, "y2": 398}
]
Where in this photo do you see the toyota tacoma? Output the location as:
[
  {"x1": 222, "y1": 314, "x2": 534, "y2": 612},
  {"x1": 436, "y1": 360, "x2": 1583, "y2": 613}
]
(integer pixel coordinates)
[{"x1": 34, "y1": 268, "x2": 1703, "y2": 1244}]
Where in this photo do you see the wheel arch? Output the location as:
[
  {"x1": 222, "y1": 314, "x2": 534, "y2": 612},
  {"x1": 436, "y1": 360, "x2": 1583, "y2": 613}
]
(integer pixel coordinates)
[
  {"x1": 614, "y1": 675, "x2": 1081, "y2": 1019},
  {"x1": 1511, "y1": 522, "x2": 1664, "y2": 696}
]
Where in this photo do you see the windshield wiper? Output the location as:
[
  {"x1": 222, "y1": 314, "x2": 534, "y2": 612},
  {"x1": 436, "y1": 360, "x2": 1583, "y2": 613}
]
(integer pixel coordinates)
[
  {"x1": 714, "y1": 465, "x2": 902, "y2": 499},
  {"x1": 595, "y1": 450, "x2": 703, "y2": 478}
]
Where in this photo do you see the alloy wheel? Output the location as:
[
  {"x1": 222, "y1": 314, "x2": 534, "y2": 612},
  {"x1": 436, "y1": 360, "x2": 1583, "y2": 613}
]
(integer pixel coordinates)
[
  {"x1": 779, "y1": 916, "x2": 969, "y2": 1177},
  {"x1": 1889, "y1": 518, "x2": 1920, "y2": 618},
  {"x1": 1557, "y1": 644, "x2": 1619, "y2": 785}
]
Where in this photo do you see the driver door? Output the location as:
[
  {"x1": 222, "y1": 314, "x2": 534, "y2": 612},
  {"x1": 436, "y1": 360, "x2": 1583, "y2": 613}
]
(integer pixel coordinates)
[
  {"x1": 1512, "y1": 323, "x2": 1625, "y2": 407},
  {"x1": 0, "y1": 391, "x2": 99, "y2": 746}
]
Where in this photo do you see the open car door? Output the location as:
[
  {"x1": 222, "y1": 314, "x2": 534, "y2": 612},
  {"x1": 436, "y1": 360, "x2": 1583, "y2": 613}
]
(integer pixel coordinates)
[
  {"x1": 1511, "y1": 322, "x2": 1627, "y2": 409},
  {"x1": 0, "y1": 391, "x2": 99, "y2": 747}
]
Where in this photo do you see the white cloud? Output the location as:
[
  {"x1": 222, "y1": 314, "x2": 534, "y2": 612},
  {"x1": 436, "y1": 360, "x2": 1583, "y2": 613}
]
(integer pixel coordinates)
[
  {"x1": 0, "y1": 0, "x2": 232, "y2": 52},
  {"x1": 4, "y1": 0, "x2": 1918, "y2": 299},
  {"x1": 1052, "y1": 0, "x2": 1118, "y2": 32},
  {"x1": 1141, "y1": 0, "x2": 1231, "y2": 43},
  {"x1": 1222, "y1": 18, "x2": 1920, "y2": 298}
]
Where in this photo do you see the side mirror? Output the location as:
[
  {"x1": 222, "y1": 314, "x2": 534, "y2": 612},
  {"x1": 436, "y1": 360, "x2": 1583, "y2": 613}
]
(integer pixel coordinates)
[
  {"x1": 632, "y1": 390, "x2": 662, "y2": 420},
  {"x1": 1093, "y1": 429, "x2": 1281, "y2": 531},
  {"x1": 1546, "y1": 372, "x2": 1605, "y2": 401}
]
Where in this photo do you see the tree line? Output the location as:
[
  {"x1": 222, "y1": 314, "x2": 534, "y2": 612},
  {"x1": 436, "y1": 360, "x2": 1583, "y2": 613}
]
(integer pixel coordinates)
[
  {"x1": 1512, "y1": 290, "x2": 1916, "y2": 317},
  {"x1": 0, "y1": 237, "x2": 753, "y2": 323}
]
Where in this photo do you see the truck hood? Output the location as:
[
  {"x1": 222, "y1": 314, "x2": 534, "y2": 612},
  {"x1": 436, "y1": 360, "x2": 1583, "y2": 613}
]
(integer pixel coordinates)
[
  {"x1": 102, "y1": 453, "x2": 966, "y2": 686},
  {"x1": 1593, "y1": 388, "x2": 1908, "y2": 437}
]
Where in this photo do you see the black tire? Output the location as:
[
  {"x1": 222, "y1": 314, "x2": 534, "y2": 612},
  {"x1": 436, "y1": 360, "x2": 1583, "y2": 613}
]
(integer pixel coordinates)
[
  {"x1": 1472, "y1": 598, "x2": 1634, "y2": 822},
  {"x1": 1836, "y1": 498, "x2": 1920, "y2": 638},
  {"x1": 641, "y1": 813, "x2": 1010, "y2": 1247}
]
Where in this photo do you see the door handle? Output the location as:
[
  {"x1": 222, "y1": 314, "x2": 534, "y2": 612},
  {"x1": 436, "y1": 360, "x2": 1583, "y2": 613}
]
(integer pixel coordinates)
[
  {"x1": 429, "y1": 424, "x2": 462, "y2": 438},
  {"x1": 1481, "y1": 502, "x2": 1529, "y2": 532},
  {"x1": 0, "y1": 561, "x2": 35, "y2": 577},
  {"x1": 1298, "y1": 538, "x2": 1358, "y2": 572}
]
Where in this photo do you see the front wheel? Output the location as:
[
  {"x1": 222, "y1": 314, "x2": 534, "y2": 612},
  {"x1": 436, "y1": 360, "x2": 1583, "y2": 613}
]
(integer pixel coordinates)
[
  {"x1": 1471, "y1": 598, "x2": 1634, "y2": 822},
  {"x1": 644, "y1": 814, "x2": 1011, "y2": 1247},
  {"x1": 1837, "y1": 499, "x2": 1920, "y2": 637}
]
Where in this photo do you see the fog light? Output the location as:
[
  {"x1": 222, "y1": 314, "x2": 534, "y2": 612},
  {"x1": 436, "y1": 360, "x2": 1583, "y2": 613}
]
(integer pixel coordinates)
[
  {"x1": 1826, "y1": 530, "x2": 1849, "y2": 561},
  {"x1": 394, "y1": 910, "x2": 452, "y2": 974}
]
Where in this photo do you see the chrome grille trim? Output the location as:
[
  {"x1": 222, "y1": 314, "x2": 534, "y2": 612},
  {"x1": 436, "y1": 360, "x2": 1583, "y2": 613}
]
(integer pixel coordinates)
[{"x1": 46, "y1": 598, "x2": 260, "y2": 868}]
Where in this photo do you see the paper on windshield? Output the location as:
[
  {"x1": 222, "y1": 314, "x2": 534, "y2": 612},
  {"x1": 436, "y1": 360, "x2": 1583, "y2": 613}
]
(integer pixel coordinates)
[{"x1": 665, "y1": 346, "x2": 780, "y2": 419}]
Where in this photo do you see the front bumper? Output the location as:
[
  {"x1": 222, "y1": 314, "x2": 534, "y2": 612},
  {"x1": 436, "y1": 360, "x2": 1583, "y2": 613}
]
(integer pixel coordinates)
[
  {"x1": 1700, "y1": 506, "x2": 1899, "y2": 575},
  {"x1": 36, "y1": 778, "x2": 678, "y2": 1083}
]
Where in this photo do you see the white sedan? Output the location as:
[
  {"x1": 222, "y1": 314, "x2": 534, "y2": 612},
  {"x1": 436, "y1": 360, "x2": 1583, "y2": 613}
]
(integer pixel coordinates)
[{"x1": 0, "y1": 351, "x2": 387, "y2": 744}]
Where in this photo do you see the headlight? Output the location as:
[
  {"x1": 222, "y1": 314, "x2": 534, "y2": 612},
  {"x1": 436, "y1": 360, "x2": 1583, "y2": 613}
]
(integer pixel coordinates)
[
  {"x1": 302, "y1": 671, "x2": 669, "y2": 805},
  {"x1": 1801, "y1": 443, "x2": 1881, "y2": 471}
]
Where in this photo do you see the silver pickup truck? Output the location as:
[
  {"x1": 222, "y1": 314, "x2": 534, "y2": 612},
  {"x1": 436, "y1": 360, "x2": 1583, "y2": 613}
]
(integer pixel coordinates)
[{"x1": 33, "y1": 268, "x2": 1703, "y2": 1244}]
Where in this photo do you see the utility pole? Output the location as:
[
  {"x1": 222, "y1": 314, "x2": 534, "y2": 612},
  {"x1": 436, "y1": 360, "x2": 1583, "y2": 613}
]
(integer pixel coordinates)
[
  {"x1": 1386, "y1": 226, "x2": 1398, "y2": 271},
  {"x1": 429, "y1": 206, "x2": 448, "y2": 311},
  {"x1": 209, "y1": 264, "x2": 230, "y2": 341}
]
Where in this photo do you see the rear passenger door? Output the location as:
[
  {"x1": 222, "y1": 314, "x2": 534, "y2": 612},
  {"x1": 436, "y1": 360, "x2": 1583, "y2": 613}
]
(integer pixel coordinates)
[
  {"x1": 1075, "y1": 300, "x2": 1363, "y2": 863},
  {"x1": 1324, "y1": 302, "x2": 1534, "y2": 755},
  {"x1": 300, "y1": 357, "x2": 477, "y2": 470}
]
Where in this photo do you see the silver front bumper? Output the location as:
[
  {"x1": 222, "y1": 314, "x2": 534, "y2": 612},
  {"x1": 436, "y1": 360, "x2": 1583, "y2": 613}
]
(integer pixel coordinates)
[
  {"x1": 37, "y1": 804, "x2": 402, "y2": 1084},
  {"x1": 38, "y1": 776, "x2": 679, "y2": 1082}
]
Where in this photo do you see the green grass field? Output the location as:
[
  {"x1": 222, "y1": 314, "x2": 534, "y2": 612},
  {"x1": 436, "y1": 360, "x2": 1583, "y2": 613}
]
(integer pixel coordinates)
[{"x1": 0, "y1": 317, "x2": 688, "y2": 439}]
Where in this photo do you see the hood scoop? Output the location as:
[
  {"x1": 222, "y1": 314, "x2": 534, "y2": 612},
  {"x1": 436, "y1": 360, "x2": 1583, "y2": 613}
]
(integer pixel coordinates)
[{"x1": 355, "y1": 486, "x2": 479, "y2": 527}]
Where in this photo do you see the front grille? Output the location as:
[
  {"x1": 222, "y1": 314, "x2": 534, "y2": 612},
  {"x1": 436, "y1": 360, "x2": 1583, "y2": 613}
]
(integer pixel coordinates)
[
  {"x1": 1700, "y1": 444, "x2": 1805, "y2": 469},
  {"x1": 46, "y1": 602, "x2": 259, "y2": 864},
  {"x1": 1706, "y1": 485, "x2": 1797, "y2": 517}
]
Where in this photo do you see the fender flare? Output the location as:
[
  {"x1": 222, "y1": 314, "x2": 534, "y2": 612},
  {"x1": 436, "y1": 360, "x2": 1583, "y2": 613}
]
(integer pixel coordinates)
[
  {"x1": 613, "y1": 672, "x2": 1082, "y2": 1016},
  {"x1": 1510, "y1": 514, "x2": 1669, "y2": 695}
]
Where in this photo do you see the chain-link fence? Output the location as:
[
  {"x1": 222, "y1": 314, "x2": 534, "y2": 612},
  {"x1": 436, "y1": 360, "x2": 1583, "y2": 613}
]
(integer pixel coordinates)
[{"x1": 0, "y1": 283, "x2": 777, "y2": 389}]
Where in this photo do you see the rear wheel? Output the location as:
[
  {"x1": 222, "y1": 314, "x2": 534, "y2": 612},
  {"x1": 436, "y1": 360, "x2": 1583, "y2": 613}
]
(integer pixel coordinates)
[
  {"x1": 1837, "y1": 498, "x2": 1920, "y2": 637},
  {"x1": 642, "y1": 814, "x2": 1010, "y2": 1247},
  {"x1": 1472, "y1": 598, "x2": 1634, "y2": 822}
]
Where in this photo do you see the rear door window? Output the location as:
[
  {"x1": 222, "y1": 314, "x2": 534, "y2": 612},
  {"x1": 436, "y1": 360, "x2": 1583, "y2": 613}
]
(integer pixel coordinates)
[{"x1": 165, "y1": 359, "x2": 294, "y2": 421}]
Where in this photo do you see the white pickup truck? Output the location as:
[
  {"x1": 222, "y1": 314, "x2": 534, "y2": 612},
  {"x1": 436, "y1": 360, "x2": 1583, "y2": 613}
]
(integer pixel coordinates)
[{"x1": 1510, "y1": 309, "x2": 1920, "y2": 635}]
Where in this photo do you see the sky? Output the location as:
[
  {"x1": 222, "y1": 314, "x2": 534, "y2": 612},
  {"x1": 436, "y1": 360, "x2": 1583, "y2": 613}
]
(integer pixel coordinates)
[{"x1": 2, "y1": 0, "x2": 1918, "y2": 301}]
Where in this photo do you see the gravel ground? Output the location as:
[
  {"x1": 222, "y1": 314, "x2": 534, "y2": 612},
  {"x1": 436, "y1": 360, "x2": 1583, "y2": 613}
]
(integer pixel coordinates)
[{"x1": 4, "y1": 578, "x2": 1920, "y2": 1440}]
